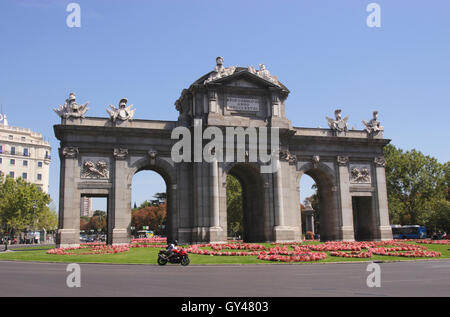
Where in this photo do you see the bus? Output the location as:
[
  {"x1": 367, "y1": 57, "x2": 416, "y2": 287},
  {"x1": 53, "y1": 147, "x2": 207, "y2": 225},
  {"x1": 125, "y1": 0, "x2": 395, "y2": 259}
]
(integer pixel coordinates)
[
  {"x1": 391, "y1": 225, "x2": 427, "y2": 239},
  {"x1": 137, "y1": 230, "x2": 154, "y2": 239}
]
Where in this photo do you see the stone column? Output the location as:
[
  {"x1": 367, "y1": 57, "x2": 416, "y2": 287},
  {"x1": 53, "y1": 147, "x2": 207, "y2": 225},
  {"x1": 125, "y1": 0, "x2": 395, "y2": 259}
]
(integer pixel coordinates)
[
  {"x1": 337, "y1": 156, "x2": 355, "y2": 241},
  {"x1": 56, "y1": 147, "x2": 81, "y2": 248},
  {"x1": 374, "y1": 157, "x2": 393, "y2": 240},
  {"x1": 209, "y1": 157, "x2": 223, "y2": 241},
  {"x1": 275, "y1": 161, "x2": 284, "y2": 226},
  {"x1": 111, "y1": 148, "x2": 131, "y2": 245},
  {"x1": 273, "y1": 160, "x2": 293, "y2": 241}
]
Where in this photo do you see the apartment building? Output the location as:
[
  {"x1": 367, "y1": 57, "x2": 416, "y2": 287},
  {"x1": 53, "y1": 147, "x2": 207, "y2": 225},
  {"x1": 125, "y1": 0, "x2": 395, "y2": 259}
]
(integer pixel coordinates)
[{"x1": 0, "y1": 114, "x2": 51, "y2": 193}]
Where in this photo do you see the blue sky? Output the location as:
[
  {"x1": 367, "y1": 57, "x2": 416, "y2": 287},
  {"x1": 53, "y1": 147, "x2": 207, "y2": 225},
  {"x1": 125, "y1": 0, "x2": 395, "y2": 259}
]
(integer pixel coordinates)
[{"x1": 0, "y1": 0, "x2": 449, "y2": 211}]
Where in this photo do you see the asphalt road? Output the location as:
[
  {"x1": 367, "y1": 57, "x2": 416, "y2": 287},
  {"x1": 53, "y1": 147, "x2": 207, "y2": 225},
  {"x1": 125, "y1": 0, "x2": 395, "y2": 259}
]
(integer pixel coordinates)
[{"x1": 0, "y1": 260, "x2": 449, "y2": 297}]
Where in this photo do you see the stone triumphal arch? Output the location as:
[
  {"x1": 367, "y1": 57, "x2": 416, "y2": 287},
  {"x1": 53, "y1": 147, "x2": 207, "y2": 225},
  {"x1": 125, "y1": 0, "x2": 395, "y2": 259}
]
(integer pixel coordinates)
[{"x1": 54, "y1": 57, "x2": 392, "y2": 247}]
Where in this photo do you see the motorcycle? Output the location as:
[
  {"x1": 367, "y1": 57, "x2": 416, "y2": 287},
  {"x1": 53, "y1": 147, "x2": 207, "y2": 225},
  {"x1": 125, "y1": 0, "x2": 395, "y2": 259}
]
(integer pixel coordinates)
[{"x1": 158, "y1": 247, "x2": 190, "y2": 266}]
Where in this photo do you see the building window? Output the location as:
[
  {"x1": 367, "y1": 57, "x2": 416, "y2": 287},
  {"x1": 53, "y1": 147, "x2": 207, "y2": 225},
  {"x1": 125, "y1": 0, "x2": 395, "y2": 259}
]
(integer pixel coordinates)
[
  {"x1": 23, "y1": 148, "x2": 29, "y2": 156},
  {"x1": 10, "y1": 159, "x2": 15, "y2": 165},
  {"x1": 9, "y1": 171, "x2": 14, "y2": 178},
  {"x1": 23, "y1": 160, "x2": 28, "y2": 166},
  {"x1": 10, "y1": 146, "x2": 15, "y2": 155},
  {"x1": 8, "y1": 135, "x2": 13, "y2": 140},
  {"x1": 0, "y1": 145, "x2": 2, "y2": 153},
  {"x1": 38, "y1": 161, "x2": 43, "y2": 168},
  {"x1": 21, "y1": 136, "x2": 26, "y2": 141},
  {"x1": 0, "y1": 158, "x2": 2, "y2": 164},
  {"x1": 22, "y1": 173, "x2": 27, "y2": 179},
  {"x1": 37, "y1": 173, "x2": 42, "y2": 181}
]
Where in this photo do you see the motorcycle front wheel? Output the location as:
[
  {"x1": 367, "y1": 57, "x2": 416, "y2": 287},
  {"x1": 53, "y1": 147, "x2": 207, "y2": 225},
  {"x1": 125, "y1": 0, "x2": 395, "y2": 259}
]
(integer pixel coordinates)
[
  {"x1": 158, "y1": 256, "x2": 168, "y2": 266},
  {"x1": 180, "y1": 256, "x2": 190, "y2": 266}
]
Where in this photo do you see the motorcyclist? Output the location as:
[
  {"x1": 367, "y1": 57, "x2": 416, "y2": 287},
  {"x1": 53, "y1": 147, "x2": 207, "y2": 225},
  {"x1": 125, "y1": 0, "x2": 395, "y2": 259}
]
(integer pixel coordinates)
[{"x1": 166, "y1": 240, "x2": 178, "y2": 260}]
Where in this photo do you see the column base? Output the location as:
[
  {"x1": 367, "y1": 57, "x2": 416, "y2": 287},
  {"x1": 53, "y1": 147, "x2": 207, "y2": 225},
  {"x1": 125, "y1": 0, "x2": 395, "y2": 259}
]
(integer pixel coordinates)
[
  {"x1": 209, "y1": 226, "x2": 225, "y2": 243},
  {"x1": 56, "y1": 229, "x2": 80, "y2": 248},
  {"x1": 377, "y1": 226, "x2": 393, "y2": 240},
  {"x1": 273, "y1": 226, "x2": 301, "y2": 243},
  {"x1": 110, "y1": 228, "x2": 130, "y2": 245},
  {"x1": 339, "y1": 226, "x2": 355, "y2": 241}
]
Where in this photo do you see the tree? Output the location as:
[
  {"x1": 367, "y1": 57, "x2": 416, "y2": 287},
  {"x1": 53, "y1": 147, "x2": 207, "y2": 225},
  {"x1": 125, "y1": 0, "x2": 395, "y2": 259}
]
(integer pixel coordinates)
[
  {"x1": 226, "y1": 175, "x2": 243, "y2": 237},
  {"x1": 131, "y1": 202, "x2": 167, "y2": 233},
  {"x1": 80, "y1": 217, "x2": 90, "y2": 231},
  {"x1": 92, "y1": 210, "x2": 106, "y2": 217},
  {"x1": 35, "y1": 208, "x2": 58, "y2": 232},
  {"x1": 0, "y1": 175, "x2": 51, "y2": 236},
  {"x1": 153, "y1": 192, "x2": 167, "y2": 204},
  {"x1": 384, "y1": 144, "x2": 448, "y2": 228},
  {"x1": 88, "y1": 215, "x2": 107, "y2": 232}
]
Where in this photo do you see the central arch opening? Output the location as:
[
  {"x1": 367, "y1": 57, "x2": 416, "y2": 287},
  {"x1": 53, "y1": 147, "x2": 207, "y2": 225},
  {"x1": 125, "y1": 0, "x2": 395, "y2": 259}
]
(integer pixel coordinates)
[{"x1": 226, "y1": 163, "x2": 266, "y2": 243}]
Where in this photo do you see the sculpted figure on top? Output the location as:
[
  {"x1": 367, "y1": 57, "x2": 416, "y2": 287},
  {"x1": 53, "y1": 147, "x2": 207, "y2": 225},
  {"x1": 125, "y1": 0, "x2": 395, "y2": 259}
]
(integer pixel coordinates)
[
  {"x1": 54, "y1": 92, "x2": 89, "y2": 119},
  {"x1": 362, "y1": 111, "x2": 384, "y2": 136},
  {"x1": 106, "y1": 98, "x2": 135, "y2": 122},
  {"x1": 248, "y1": 63, "x2": 279, "y2": 85},
  {"x1": 204, "y1": 56, "x2": 237, "y2": 84},
  {"x1": 326, "y1": 109, "x2": 349, "y2": 132}
]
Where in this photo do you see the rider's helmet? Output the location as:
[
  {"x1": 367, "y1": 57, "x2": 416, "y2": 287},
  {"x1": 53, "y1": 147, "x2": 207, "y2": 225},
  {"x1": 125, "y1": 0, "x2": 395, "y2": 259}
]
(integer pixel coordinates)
[{"x1": 173, "y1": 240, "x2": 178, "y2": 246}]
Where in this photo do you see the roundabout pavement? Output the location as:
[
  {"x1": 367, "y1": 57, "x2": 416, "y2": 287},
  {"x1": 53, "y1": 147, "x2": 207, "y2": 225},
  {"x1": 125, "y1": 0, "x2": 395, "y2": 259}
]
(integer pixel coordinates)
[{"x1": 0, "y1": 259, "x2": 449, "y2": 297}]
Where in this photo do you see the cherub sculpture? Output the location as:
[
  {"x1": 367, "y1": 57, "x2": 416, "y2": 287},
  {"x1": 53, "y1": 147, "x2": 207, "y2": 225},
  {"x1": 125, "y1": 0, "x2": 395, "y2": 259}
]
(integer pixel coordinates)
[{"x1": 106, "y1": 98, "x2": 135, "y2": 122}]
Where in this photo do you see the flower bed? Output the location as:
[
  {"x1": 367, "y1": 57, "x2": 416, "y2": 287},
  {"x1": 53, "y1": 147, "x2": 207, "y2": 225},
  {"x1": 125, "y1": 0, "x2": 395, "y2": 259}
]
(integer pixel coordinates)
[
  {"x1": 130, "y1": 244, "x2": 167, "y2": 248},
  {"x1": 369, "y1": 247, "x2": 441, "y2": 258},
  {"x1": 415, "y1": 240, "x2": 450, "y2": 245},
  {"x1": 257, "y1": 252, "x2": 327, "y2": 262},
  {"x1": 47, "y1": 244, "x2": 130, "y2": 255},
  {"x1": 131, "y1": 237, "x2": 167, "y2": 244},
  {"x1": 330, "y1": 251, "x2": 373, "y2": 258},
  {"x1": 186, "y1": 244, "x2": 262, "y2": 256},
  {"x1": 210, "y1": 243, "x2": 267, "y2": 251}
]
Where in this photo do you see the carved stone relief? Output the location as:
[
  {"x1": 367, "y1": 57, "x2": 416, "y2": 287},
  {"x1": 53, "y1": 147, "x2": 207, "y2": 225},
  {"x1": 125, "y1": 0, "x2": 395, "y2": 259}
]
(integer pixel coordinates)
[
  {"x1": 349, "y1": 164, "x2": 371, "y2": 184},
  {"x1": 81, "y1": 158, "x2": 110, "y2": 179}
]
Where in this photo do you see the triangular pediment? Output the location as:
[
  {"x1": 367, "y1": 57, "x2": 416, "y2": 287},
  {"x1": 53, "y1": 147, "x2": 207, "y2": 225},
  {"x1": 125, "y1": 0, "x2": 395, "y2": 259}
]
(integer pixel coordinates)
[{"x1": 192, "y1": 67, "x2": 289, "y2": 93}]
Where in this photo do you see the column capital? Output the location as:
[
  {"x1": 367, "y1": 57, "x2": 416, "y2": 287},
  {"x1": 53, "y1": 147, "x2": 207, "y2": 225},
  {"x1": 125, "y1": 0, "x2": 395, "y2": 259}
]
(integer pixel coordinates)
[
  {"x1": 374, "y1": 156, "x2": 386, "y2": 167},
  {"x1": 113, "y1": 148, "x2": 128, "y2": 160},
  {"x1": 61, "y1": 147, "x2": 79, "y2": 159},
  {"x1": 336, "y1": 156, "x2": 349, "y2": 166}
]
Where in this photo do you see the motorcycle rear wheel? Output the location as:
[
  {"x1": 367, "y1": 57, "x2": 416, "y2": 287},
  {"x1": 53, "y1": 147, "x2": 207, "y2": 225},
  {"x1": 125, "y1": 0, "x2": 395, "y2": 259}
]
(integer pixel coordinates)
[{"x1": 158, "y1": 256, "x2": 168, "y2": 266}]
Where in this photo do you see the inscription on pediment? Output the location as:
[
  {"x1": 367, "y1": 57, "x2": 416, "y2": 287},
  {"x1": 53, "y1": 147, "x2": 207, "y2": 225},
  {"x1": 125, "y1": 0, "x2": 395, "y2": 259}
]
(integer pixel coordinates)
[{"x1": 226, "y1": 95, "x2": 260, "y2": 112}]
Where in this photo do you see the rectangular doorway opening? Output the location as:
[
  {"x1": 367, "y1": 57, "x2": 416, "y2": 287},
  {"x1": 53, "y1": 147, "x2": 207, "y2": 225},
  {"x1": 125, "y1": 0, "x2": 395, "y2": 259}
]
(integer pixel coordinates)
[
  {"x1": 352, "y1": 196, "x2": 375, "y2": 241},
  {"x1": 80, "y1": 195, "x2": 109, "y2": 244}
]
